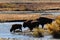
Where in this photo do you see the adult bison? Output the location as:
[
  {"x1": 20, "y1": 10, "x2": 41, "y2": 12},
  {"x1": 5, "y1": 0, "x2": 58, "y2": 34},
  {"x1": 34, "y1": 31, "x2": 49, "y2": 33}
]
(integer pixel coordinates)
[
  {"x1": 36, "y1": 17, "x2": 54, "y2": 28},
  {"x1": 10, "y1": 24, "x2": 22, "y2": 32},
  {"x1": 23, "y1": 20, "x2": 39, "y2": 31}
]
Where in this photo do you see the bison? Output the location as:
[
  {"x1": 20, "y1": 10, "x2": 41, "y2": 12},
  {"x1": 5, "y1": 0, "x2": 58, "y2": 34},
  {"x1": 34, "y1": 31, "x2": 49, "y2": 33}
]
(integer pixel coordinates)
[
  {"x1": 23, "y1": 20, "x2": 39, "y2": 31},
  {"x1": 36, "y1": 17, "x2": 54, "y2": 28},
  {"x1": 10, "y1": 24, "x2": 22, "y2": 32}
]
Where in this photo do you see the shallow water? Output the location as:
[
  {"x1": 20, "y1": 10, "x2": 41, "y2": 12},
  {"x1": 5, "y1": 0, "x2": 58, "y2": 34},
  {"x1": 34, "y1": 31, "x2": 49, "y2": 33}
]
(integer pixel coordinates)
[{"x1": 0, "y1": 22, "x2": 55, "y2": 40}]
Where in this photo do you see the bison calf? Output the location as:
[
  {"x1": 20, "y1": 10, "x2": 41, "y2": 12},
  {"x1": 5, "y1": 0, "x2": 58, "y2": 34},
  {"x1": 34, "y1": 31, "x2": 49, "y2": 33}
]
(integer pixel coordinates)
[{"x1": 10, "y1": 24, "x2": 22, "y2": 32}]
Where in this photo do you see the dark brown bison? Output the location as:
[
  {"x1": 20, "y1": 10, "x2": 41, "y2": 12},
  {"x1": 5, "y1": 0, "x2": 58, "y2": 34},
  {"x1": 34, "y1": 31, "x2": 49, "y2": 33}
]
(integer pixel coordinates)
[
  {"x1": 23, "y1": 20, "x2": 39, "y2": 31},
  {"x1": 10, "y1": 24, "x2": 22, "y2": 32},
  {"x1": 36, "y1": 17, "x2": 54, "y2": 28}
]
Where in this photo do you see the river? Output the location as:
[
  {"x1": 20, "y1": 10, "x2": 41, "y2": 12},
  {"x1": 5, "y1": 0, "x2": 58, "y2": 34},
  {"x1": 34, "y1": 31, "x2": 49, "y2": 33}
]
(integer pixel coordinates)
[{"x1": 0, "y1": 22, "x2": 59, "y2": 40}]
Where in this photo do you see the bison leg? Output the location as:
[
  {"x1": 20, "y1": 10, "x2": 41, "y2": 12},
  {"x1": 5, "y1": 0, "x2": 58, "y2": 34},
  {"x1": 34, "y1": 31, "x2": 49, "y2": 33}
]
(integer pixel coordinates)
[
  {"x1": 10, "y1": 28, "x2": 13, "y2": 32},
  {"x1": 10, "y1": 29, "x2": 12, "y2": 32},
  {"x1": 19, "y1": 28, "x2": 22, "y2": 32},
  {"x1": 41, "y1": 25, "x2": 44, "y2": 28},
  {"x1": 10, "y1": 28, "x2": 15, "y2": 32},
  {"x1": 29, "y1": 28, "x2": 33, "y2": 32}
]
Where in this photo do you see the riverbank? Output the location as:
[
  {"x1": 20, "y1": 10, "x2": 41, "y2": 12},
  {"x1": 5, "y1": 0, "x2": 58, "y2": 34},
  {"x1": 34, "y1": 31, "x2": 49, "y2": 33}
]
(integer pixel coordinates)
[{"x1": 0, "y1": 13, "x2": 40, "y2": 22}]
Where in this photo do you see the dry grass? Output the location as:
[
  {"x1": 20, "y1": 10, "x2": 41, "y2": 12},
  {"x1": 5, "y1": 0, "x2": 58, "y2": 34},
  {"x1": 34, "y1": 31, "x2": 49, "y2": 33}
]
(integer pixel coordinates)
[
  {"x1": 0, "y1": 3, "x2": 60, "y2": 11},
  {"x1": 0, "y1": 13, "x2": 55, "y2": 21},
  {"x1": 0, "y1": 14, "x2": 40, "y2": 21},
  {"x1": 0, "y1": 0, "x2": 60, "y2": 3}
]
